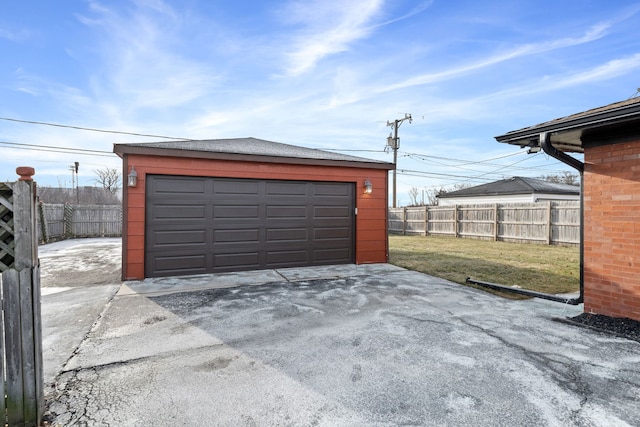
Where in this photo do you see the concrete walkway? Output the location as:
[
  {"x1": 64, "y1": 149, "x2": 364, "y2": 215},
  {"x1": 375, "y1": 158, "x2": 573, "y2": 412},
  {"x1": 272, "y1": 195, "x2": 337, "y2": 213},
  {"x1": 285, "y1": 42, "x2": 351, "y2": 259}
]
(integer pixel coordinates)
[{"x1": 40, "y1": 241, "x2": 640, "y2": 426}]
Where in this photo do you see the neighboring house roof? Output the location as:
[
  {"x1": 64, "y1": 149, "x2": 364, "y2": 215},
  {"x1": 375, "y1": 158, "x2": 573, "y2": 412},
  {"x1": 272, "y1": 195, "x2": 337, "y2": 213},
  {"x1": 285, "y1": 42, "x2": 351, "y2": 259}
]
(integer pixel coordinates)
[
  {"x1": 437, "y1": 176, "x2": 579, "y2": 199},
  {"x1": 114, "y1": 138, "x2": 395, "y2": 170},
  {"x1": 495, "y1": 96, "x2": 640, "y2": 153}
]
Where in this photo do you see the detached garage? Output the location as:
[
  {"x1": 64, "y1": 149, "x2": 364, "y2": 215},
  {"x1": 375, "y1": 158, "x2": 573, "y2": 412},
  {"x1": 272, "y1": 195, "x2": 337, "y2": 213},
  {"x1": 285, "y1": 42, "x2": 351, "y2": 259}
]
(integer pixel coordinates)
[{"x1": 114, "y1": 138, "x2": 394, "y2": 280}]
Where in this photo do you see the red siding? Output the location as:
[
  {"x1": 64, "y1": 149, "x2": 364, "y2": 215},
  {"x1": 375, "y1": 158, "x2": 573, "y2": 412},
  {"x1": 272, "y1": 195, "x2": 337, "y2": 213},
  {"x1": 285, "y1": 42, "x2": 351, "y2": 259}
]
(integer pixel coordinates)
[
  {"x1": 122, "y1": 154, "x2": 390, "y2": 280},
  {"x1": 584, "y1": 140, "x2": 640, "y2": 321}
]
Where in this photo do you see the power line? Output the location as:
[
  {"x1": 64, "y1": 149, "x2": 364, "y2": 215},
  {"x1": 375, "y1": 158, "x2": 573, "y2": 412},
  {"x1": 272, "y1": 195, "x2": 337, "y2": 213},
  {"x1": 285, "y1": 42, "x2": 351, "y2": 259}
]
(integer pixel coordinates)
[
  {"x1": 401, "y1": 150, "x2": 525, "y2": 166},
  {"x1": 0, "y1": 141, "x2": 114, "y2": 157},
  {"x1": 397, "y1": 169, "x2": 494, "y2": 181},
  {"x1": 0, "y1": 116, "x2": 189, "y2": 140},
  {"x1": 404, "y1": 152, "x2": 565, "y2": 174},
  {"x1": 1, "y1": 141, "x2": 111, "y2": 154}
]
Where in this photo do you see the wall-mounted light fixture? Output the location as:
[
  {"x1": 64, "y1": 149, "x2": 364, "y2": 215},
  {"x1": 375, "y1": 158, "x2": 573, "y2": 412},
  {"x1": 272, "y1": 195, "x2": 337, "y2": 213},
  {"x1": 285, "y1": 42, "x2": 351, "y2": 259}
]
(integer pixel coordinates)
[
  {"x1": 127, "y1": 166, "x2": 138, "y2": 187},
  {"x1": 364, "y1": 178, "x2": 373, "y2": 194}
]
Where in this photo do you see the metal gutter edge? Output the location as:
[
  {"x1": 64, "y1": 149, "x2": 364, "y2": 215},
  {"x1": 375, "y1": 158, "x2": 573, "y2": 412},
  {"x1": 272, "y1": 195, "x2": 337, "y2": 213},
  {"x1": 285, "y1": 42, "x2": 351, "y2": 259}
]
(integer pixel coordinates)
[{"x1": 495, "y1": 101, "x2": 640, "y2": 145}]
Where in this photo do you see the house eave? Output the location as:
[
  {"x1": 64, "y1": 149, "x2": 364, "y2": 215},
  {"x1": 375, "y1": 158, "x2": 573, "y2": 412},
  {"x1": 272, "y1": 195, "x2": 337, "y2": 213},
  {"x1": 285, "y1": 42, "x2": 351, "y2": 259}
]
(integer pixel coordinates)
[{"x1": 495, "y1": 99, "x2": 640, "y2": 153}]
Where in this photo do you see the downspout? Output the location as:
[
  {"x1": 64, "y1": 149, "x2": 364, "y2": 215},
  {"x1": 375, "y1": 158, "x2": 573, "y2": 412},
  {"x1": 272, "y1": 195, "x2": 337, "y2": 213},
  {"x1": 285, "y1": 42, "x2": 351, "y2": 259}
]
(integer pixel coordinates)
[{"x1": 467, "y1": 132, "x2": 584, "y2": 305}]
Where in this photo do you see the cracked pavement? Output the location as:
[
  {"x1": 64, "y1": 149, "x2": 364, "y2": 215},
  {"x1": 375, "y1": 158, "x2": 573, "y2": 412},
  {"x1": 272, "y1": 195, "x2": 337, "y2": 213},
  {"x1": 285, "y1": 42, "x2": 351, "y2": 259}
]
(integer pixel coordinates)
[{"x1": 40, "y1": 239, "x2": 640, "y2": 426}]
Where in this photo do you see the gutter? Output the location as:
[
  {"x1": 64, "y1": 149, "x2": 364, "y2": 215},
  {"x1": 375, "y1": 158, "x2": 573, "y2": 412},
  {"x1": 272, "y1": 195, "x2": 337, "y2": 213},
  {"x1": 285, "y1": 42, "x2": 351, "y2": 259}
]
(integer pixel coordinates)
[
  {"x1": 467, "y1": 132, "x2": 584, "y2": 305},
  {"x1": 495, "y1": 99, "x2": 640, "y2": 147}
]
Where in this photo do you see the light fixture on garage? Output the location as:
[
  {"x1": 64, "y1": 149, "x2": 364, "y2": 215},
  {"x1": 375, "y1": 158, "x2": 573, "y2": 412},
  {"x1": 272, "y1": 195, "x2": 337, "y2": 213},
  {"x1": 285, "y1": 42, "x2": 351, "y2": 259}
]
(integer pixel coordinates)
[
  {"x1": 127, "y1": 166, "x2": 138, "y2": 187},
  {"x1": 364, "y1": 178, "x2": 373, "y2": 194}
]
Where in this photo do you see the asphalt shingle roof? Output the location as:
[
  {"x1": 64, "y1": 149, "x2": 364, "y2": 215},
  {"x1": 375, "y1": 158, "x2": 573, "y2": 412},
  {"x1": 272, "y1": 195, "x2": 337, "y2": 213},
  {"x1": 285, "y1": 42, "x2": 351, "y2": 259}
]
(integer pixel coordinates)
[
  {"x1": 438, "y1": 176, "x2": 580, "y2": 198},
  {"x1": 115, "y1": 137, "x2": 392, "y2": 166}
]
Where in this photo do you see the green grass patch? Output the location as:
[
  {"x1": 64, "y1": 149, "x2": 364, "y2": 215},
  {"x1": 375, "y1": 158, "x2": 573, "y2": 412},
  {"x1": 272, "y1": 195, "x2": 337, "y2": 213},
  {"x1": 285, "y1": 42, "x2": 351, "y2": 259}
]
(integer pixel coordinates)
[{"x1": 389, "y1": 235, "x2": 580, "y2": 298}]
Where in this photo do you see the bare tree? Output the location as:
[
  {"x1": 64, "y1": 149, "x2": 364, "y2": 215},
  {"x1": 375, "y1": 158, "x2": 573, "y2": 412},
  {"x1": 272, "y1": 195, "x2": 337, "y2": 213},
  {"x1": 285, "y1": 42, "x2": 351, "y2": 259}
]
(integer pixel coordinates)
[
  {"x1": 408, "y1": 187, "x2": 420, "y2": 206},
  {"x1": 426, "y1": 183, "x2": 472, "y2": 205},
  {"x1": 538, "y1": 171, "x2": 579, "y2": 186},
  {"x1": 38, "y1": 186, "x2": 121, "y2": 204},
  {"x1": 95, "y1": 167, "x2": 121, "y2": 193},
  {"x1": 424, "y1": 187, "x2": 449, "y2": 205}
]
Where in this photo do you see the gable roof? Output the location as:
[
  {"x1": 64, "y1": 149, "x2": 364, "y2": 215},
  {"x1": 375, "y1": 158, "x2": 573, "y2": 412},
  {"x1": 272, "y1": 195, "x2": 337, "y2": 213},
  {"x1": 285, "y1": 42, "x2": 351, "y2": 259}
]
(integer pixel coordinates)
[
  {"x1": 495, "y1": 97, "x2": 640, "y2": 153},
  {"x1": 437, "y1": 176, "x2": 580, "y2": 199},
  {"x1": 113, "y1": 137, "x2": 394, "y2": 170}
]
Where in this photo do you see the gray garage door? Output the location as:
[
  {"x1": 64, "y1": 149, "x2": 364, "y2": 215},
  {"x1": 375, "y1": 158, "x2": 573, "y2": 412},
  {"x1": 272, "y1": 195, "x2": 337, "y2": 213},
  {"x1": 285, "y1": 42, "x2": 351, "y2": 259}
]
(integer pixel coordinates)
[{"x1": 145, "y1": 175, "x2": 355, "y2": 277}]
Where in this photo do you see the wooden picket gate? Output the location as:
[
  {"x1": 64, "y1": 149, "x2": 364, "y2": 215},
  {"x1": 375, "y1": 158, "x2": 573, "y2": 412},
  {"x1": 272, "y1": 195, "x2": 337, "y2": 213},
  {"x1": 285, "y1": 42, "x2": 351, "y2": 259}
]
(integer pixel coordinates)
[{"x1": 0, "y1": 171, "x2": 44, "y2": 426}]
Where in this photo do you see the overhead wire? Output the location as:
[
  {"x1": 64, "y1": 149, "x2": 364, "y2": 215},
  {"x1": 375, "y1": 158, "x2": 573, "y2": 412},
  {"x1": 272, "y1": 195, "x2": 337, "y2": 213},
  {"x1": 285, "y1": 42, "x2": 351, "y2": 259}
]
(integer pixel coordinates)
[
  {"x1": 0, "y1": 141, "x2": 114, "y2": 157},
  {"x1": 403, "y1": 152, "x2": 566, "y2": 174},
  {"x1": 0, "y1": 117, "x2": 189, "y2": 140}
]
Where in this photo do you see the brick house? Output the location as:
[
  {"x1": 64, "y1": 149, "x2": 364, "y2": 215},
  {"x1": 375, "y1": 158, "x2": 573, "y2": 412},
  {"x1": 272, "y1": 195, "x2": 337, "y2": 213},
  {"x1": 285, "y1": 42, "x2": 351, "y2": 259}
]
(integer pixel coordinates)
[
  {"x1": 114, "y1": 138, "x2": 394, "y2": 280},
  {"x1": 495, "y1": 97, "x2": 640, "y2": 321}
]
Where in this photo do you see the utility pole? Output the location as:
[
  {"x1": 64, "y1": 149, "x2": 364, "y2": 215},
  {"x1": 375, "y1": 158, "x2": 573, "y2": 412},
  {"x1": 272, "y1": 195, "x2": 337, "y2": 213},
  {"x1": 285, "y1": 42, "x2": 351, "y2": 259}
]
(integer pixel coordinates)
[
  {"x1": 75, "y1": 162, "x2": 79, "y2": 204},
  {"x1": 70, "y1": 162, "x2": 79, "y2": 204},
  {"x1": 386, "y1": 113, "x2": 412, "y2": 208}
]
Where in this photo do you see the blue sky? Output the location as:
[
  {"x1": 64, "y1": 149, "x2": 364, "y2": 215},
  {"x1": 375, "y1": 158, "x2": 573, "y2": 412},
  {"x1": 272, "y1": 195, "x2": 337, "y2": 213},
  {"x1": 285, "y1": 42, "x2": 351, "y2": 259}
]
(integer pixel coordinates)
[{"x1": 2, "y1": 0, "x2": 640, "y2": 205}]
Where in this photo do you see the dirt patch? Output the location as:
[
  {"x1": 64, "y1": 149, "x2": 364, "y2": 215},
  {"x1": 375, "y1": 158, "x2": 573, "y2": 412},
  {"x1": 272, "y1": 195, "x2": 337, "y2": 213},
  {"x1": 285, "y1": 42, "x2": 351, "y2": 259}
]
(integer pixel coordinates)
[{"x1": 39, "y1": 238, "x2": 122, "y2": 287}]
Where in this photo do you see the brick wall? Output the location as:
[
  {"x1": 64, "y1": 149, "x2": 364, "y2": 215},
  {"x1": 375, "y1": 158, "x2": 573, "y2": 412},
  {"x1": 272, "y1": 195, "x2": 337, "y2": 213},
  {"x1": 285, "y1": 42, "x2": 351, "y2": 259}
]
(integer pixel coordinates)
[
  {"x1": 584, "y1": 140, "x2": 640, "y2": 321},
  {"x1": 121, "y1": 154, "x2": 390, "y2": 280}
]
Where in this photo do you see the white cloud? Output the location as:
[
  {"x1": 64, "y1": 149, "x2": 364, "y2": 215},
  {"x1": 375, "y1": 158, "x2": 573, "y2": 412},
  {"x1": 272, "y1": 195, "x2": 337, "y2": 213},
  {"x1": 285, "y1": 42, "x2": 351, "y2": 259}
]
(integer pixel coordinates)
[
  {"x1": 376, "y1": 22, "x2": 612, "y2": 94},
  {"x1": 279, "y1": 0, "x2": 384, "y2": 76},
  {"x1": 77, "y1": 1, "x2": 220, "y2": 113},
  {"x1": 0, "y1": 25, "x2": 30, "y2": 41}
]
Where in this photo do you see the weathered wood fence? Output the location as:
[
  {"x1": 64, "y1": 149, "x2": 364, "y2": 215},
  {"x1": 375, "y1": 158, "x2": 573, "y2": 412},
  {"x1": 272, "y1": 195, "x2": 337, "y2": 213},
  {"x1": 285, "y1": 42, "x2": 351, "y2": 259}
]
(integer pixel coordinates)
[
  {"x1": 389, "y1": 201, "x2": 580, "y2": 246},
  {"x1": 0, "y1": 173, "x2": 44, "y2": 426},
  {"x1": 37, "y1": 203, "x2": 122, "y2": 243}
]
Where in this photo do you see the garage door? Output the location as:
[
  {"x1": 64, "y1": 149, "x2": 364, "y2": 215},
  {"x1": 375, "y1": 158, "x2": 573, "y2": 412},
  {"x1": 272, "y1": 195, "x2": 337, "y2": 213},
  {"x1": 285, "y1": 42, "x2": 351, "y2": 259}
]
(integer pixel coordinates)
[{"x1": 145, "y1": 175, "x2": 355, "y2": 277}]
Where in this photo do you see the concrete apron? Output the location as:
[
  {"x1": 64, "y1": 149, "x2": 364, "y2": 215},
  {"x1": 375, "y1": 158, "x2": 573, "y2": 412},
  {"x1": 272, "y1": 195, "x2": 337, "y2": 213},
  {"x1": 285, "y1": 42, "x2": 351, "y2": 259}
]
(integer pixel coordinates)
[{"x1": 46, "y1": 264, "x2": 640, "y2": 427}]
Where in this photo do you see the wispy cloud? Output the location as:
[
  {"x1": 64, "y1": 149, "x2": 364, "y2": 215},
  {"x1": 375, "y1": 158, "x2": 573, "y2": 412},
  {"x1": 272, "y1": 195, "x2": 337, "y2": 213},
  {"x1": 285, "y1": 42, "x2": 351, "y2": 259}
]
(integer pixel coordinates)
[
  {"x1": 279, "y1": 0, "x2": 384, "y2": 76},
  {"x1": 76, "y1": 1, "x2": 219, "y2": 112},
  {"x1": 403, "y1": 52, "x2": 640, "y2": 128},
  {"x1": 378, "y1": 22, "x2": 612, "y2": 94},
  {"x1": 0, "y1": 25, "x2": 30, "y2": 41},
  {"x1": 485, "y1": 53, "x2": 640, "y2": 100}
]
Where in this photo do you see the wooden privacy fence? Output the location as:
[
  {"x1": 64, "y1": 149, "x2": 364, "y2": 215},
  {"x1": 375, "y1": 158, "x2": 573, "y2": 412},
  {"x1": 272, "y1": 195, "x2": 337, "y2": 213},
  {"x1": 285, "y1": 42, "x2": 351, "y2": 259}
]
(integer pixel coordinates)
[
  {"x1": 38, "y1": 203, "x2": 122, "y2": 243},
  {"x1": 0, "y1": 175, "x2": 44, "y2": 426},
  {"x1": 389, "y1": 201, "x2": 580, "y2": 246}
]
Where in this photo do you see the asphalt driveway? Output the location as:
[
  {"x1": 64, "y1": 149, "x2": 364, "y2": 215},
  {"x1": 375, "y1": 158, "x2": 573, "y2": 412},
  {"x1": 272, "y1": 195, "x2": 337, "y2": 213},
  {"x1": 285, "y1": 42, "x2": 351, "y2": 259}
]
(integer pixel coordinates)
[{"x1": 40, "y1": 239, "x2": 640, "y2": 426}]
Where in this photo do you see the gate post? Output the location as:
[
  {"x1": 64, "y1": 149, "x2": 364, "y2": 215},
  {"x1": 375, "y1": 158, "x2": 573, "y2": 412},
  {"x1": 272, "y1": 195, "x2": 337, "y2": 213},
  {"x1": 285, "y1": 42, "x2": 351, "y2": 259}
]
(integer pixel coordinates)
[{"x1": 1, "y1": 167, "x2": 43, "y2": 426}]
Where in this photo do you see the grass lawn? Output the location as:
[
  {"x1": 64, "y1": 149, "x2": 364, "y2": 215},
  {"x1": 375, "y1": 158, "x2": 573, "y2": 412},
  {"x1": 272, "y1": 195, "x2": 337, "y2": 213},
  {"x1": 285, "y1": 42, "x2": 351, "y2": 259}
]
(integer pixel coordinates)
[{"x1": 389, "y1": 235, "x2": 580, "y2": 297}]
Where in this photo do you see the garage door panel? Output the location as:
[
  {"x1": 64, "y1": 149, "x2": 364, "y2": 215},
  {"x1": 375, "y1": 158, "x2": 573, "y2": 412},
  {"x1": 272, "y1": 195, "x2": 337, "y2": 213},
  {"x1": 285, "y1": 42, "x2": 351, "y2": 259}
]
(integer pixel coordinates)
[
  {"x1": 152, "y1": 254, "x2": 207, "y2": 274},
  {"x1": 266, "y1": 250, "x2": 309, "y2": 266},
  {"x1": 266, "y1": 228, "x2": 307, "y2": 242},
  {"x1": 214, "y1": 229, "x2": 260, "y2": 243},
  {"x1": 266, "y1": 205, "x2": 307, "y2": 218},
  {"x1": 266, "y1": 181, "x2": 307, "y2": 196},
  {"x1": 314, "y1": 183, "x2": 351, "y2": 196},
  {"x1": 152, "y1": 204, "x2": 207, "y2": 221},
  {"x1": 314, "y1": 247, "x2": 351, "y2": 262},
  {"x1": 152, "y1": 229, "x2": 207, "y2": 246},
  {"x1": 214, "y1": 205, "x2": 260, "y2": 219},
  {"x1": 153, "y1": 177, "x2": 206, "y2": 194},
  {"x1": 313, "y1": 206, "x2": 351, "y2": 218},
  {"x1": 313, "y1": 227, "x2": 351, "y2": 240},
  {"x1": 213, "y1": 252, "x2": 261, "y2": 269},
  {"x1": 146, "y1": 175, "x2": 354, "y2": 277},
  {"x1": 214, "y1": 180, "x2": 260, "y2": 195}
]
